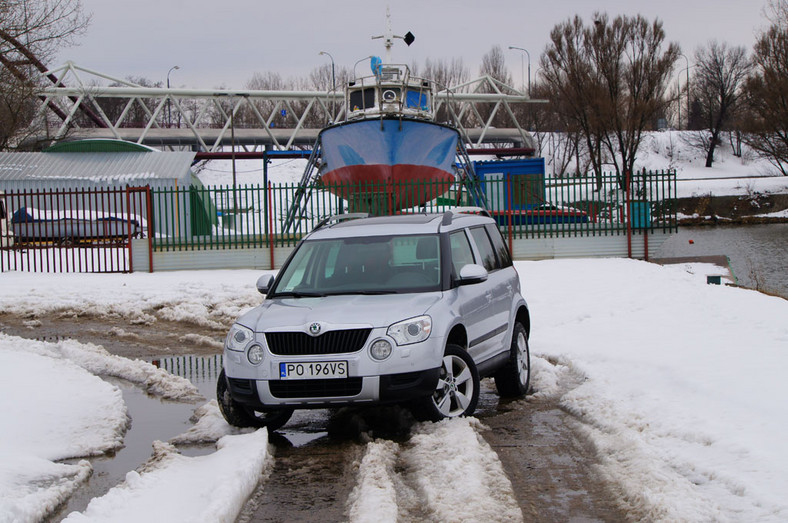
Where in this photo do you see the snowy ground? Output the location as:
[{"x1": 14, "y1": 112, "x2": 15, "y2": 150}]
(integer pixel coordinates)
[{"x1": 1, "y1": 259, "x2": 787, "y2": 521}]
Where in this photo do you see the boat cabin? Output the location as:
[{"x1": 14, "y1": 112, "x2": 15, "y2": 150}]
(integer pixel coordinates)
[{"x1": 346, "y1": 64, "x2": 434, "y2": 121}]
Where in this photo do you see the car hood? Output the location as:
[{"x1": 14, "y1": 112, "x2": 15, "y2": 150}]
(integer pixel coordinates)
[{"x1": 237, "y1": 292, "x2": 443, "y2": 332}]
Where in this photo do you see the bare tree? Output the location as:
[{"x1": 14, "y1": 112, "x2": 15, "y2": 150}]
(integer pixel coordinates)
[
  {"x1": 0, "y1": 66, "x2": 38, "y2": 149},
  {"x1": 765, "y1": 0, "x2": 788, "y2": 28},
  {"x1": 418, "y1": 57, "x2": 470, "y2": 91},
  {"x1": 1, "y1": 0, "x2": 90, "y2": 149},
  {"x1": 690, "y1": 41, "x2": 750, "y2": 167},
  {"x1": 741, "y1": 19, "x2": 788, "y2": 175},
  {"x1": 479, "y1": 45, "x2": 513, "y2": 85},
  {"x1": 541, "y1": 13, "x2": 679, "y2": 188}
]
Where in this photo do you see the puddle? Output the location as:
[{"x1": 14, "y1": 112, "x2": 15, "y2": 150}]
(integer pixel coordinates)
[
  {"x1": 50, "y1": 354, "x2": 333, "y2": 520},
  {"x1": 51, "y1": 355, "x2": 221, "y2": 520}
]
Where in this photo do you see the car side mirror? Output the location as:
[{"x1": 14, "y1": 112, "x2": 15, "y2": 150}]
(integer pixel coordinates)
[
  {"x1": 458, "y1": 264, "x2": 488, "y2": 285},
  {"x1": 256, "y1": 274, "x2": 275, "y2": 295}
]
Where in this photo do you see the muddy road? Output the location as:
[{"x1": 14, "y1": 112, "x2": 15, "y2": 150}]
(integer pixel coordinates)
[{"x1": 1, "y1": 312, "x2": 627, "y2": 521}]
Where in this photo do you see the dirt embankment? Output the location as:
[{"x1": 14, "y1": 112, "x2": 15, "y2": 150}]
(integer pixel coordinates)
[{"x1": 676, "y1": 192, "x2": 788, "y2": 225}]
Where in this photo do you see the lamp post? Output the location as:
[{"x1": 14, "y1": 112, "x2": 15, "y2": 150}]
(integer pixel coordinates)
[
  {"x1": 319, "y1": 51, "x2": 336, "y2": 121},
  {"x1": 679, "y1": 53, "x2": 690, "y2": 130},
  {"x1": 166, "y1": 65, "x2": 180, "y2": 127},
  {"x1": 508, "y1": 46, "x2": 531, "y2": 97}
]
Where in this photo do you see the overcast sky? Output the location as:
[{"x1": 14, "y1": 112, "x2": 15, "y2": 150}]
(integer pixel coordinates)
[{"x1": 54, "y1": 0, "x2": 770, "y2": 90}]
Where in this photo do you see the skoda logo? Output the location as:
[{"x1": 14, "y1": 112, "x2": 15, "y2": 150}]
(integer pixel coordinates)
[{"x1": 308, "y1": 323, "x2": 322, "y2": 336}]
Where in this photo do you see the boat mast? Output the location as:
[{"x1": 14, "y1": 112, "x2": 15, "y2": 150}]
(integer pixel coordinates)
[{"x1": 371, "y1": 7, "x2": 414, "y2": 64}]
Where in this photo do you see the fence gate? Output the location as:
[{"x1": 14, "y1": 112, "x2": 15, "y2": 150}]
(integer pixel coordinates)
[{"x1": 0, "y1": 186, "x2": 151, "y2": 274}]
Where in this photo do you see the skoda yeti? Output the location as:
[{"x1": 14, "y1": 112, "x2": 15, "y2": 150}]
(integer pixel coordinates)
[{"x1": 217, "y1": 210, "x2": 530, "y2": 430}]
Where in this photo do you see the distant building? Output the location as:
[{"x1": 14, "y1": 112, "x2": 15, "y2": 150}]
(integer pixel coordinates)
[{"x1": 0, "y1": 140, "x2": 215, "y2": 238}]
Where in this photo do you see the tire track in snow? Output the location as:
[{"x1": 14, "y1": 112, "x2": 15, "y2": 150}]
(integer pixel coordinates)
[{"x1": 348, "y1": 418, "x2": 523, "y2": 522}]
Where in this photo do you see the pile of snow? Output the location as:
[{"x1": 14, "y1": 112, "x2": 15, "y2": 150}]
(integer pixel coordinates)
[
  {"x1": 0, "y1": 269, "x2": 270, "y2": 330},
  {"x1": 63, "y1": 432, "x2": 269, "y2": 522},
  {"x1": 0, "y1": 336, "x2": 128, "y2": 521}
]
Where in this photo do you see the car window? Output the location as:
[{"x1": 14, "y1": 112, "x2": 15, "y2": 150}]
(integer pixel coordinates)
[
  {"x1": 275, "y1": 235, "x2": 441, "y2": 295},
  {"x1": 449, "y1": 230, "x2": 475, "y2": 276},
  {"x1": 485, "y1": 224, "x2": 512, "y2": 268},
  {"x1": 468, "y1": 227, "x2": 497, "y2": 271}
]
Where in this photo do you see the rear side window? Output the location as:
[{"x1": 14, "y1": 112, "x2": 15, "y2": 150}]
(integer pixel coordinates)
[
  {"x1": 485, "y1": 224, "x2": 512, "y2": 268},
  {"x1": 468, "y1": 227, "x2": 497, "y2": 272}
]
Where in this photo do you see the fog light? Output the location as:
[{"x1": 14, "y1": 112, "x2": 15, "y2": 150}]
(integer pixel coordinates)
[
  {"x1": 370, "y1": 339, "x2": 392, "y2": 360},
  {"x1": 247, "y1": 344, "x2": 264, "y2": 365}
]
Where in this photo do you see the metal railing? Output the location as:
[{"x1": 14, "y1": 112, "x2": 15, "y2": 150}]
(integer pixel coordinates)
[
  {"x1": 0, "y1": 186, "x2": 151, "y2": 273},
  {"x1": 1, "y1": 171, "x2": 676, "y2": 272},
  {"x1": 149, "y1": 170, "x2": 677, "y2": 251}
]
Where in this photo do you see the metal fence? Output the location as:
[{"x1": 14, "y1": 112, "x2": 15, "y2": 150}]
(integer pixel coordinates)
[
  {"x1": 150, "y1": 169, "x2": 677, "y2": 251},
  {"x1": 0, "y1": 186, "x2": 151, "y2": 273},
  {"x1": 1, "y1": 170, "x2": 676, "y2": 272}
]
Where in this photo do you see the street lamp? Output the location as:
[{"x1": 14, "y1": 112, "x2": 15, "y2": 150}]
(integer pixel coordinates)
[
  {"x1": 679, "y1": 53, "x2": 690, "y2": 130},
  {"x1": 166, "y1": 65, "x2": 180, "y2": 128},
  {"x1": 508, "y1": 46, "x2": 531, "y2": 97},
  {"x1": 318, "y1": 51, "x2": 336, "y2": 92},
  {"x1": 319, "y1": 51, "x2": 336, "y2": 121}
]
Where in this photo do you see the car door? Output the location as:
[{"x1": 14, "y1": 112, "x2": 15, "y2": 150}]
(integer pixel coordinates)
[{"x1": 466, "y1": 226, "x2": 512, "y2": 362}]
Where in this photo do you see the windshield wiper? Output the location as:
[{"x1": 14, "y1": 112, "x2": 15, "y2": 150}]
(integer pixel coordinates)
[
  {"x1": 272, "y1": 291, "x2": 327, "y2": 298},
  {"x1": 335, "y1": 290, "x2": 398, "y2": 295}
]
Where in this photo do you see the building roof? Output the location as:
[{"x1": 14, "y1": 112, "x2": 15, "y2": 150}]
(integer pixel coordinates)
[
  {"x1": 0, "y1": 151, "x2": 196, "y2": 183},
  {"x1": 44, "y1": 139, "x2": 160, "y2": 153}
]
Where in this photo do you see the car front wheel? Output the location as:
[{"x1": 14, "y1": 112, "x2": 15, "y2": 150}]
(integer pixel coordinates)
[
  {"x1": 216, "y1": 369, "x2": 294, "y2": 431},
  {"x1": 414, "y1": 344, "x2": 480, "y2": 421}
]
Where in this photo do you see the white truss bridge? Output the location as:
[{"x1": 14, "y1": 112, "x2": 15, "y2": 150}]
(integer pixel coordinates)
[{"x1": 32, "y1": 62, "x2": 543, "y2": 152}]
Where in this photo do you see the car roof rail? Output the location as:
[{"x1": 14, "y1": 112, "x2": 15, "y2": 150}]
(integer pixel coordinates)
[
  {"x1": 313, "y1": 212, "x2": 370, "y2": 230},
  {"x1": 441, "y1": 206, "x2": 491, "y2": 225}
]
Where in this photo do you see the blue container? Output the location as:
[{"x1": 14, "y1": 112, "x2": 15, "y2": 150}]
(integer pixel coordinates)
[{"x1": 630, "y1": 201, "x2": 651, "y2": 229}]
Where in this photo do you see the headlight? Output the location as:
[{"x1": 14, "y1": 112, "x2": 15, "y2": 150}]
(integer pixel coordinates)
[
  {"x1": 225, "y1": 324, "x2": 254, "y2": 352},
  {"x1": 247, "y1": 344, "x2": 265, "y2": 365},
  {"x1": 387, "y1": 315, "x2": 432, "y2": 346},
  {"x1": 370, "y1": 339, "x2": 392, "y2": 360}
]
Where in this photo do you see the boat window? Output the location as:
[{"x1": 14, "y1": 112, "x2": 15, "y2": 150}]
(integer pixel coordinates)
[
  {"x1": 349, "y1": 88, "x2": 376, "y2": 111},
  {"x1": 405, "y1": 89, "x2": 430, "y2": 110}
]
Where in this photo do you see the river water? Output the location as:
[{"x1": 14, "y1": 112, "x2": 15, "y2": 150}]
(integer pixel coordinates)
[{"x1": 656, "y1": 223, "x2": 788, "y2": 299}]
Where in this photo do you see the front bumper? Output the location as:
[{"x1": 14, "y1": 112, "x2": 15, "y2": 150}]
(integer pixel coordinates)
[{"x1": 225, "y1": 367, "x2": 440, "y2": 409}]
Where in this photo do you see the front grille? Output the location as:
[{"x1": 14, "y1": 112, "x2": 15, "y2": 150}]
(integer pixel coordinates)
[
  {"x1": 269, "y1": 378, "x2": 364, "y2": 398},
  {"x1": 266, "y1": 329, "x2": 371, "y2": 356}
]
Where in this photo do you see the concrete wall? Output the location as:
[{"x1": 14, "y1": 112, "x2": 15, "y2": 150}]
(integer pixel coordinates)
[{"x1": 131, "y1": 231, "x2": 671, "y2": 272}]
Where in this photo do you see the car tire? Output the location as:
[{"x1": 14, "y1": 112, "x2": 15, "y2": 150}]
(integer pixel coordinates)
[
  {"x1": 494, "y1": 322, "x2": 530, "y2": 398},
  {"x1": 216, "y1": 369, "x2": 294, "y2": 431},
  {"x1": 413, "y1": 344, "x2": 480, "y2": 422}
]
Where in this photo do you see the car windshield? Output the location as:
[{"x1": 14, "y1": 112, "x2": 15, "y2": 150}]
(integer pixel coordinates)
[{"x1": 271, "y1": 234, "x2": 441, "y2": 296}]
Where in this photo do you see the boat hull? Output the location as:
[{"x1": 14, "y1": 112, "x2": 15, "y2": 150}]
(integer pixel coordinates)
[{"x1": 319, "y1": 118, "x2": 458, "y2": 210}]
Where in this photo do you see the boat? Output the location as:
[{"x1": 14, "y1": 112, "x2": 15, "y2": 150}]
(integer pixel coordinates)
[
  {"x1": 318, "y1": 63, "x2": 459, "y2": 210},
  {"x1": 313, "y1": 14, "x2": 463, "y2": 212}
]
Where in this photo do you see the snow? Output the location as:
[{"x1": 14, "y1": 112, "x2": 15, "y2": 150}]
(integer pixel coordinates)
[
  {"x1": 2, "y1": 253, "x2": 788, "y2": 520},
  {"x1": 0, "y1": 336, "x2": 127, "y2": 522},
  {"x1": 347, "y1": 418, "x2": 521, "y2": 522},
  {"x1": 62, "y1": 432, "x2": 270, "y2": 523}
]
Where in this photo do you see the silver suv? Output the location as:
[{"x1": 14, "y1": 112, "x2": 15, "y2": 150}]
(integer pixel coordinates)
[{"x1": 217, "y1": 210, "x2": 530, "y2": 431}]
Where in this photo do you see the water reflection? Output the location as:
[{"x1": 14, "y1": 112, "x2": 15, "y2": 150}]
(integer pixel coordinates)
[
  {"x1": 657, "y1": 223, "x2": 788, "y2": 298},
  {"x1": 152, "y1": 354, "x2": 222, "y2": 397}
]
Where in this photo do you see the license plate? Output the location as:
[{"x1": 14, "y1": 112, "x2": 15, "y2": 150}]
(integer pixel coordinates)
[{"x1": 279, "y1": 361, "x2": 348, "y2": 380}]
